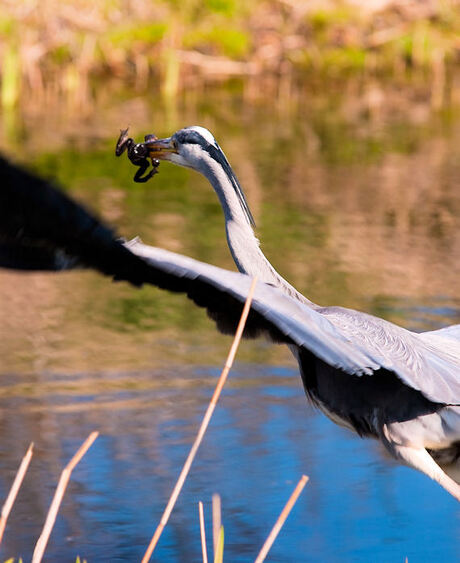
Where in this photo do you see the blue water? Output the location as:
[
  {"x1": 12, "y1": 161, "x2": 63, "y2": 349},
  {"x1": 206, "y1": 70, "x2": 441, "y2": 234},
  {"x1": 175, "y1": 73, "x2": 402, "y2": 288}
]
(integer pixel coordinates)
[
  {"x1": 0, "y1": 86, "x2": 459, "y2": 562},
  {"x1": 0, "y1": 366, "x2": 457, "y2": 561}
]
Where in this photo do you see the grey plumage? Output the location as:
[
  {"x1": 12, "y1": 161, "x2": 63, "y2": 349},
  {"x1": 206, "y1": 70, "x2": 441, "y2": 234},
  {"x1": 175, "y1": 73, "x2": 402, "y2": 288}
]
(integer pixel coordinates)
[
  {"x1": 136, "y1": 126, "x2": 460, "y2": 501},
  {"x1": 1, "y1": 134, "x2": 459, "y2": 501},
  {"x1": 126, "y1": 239, "x2": 460, "y2": 405}
]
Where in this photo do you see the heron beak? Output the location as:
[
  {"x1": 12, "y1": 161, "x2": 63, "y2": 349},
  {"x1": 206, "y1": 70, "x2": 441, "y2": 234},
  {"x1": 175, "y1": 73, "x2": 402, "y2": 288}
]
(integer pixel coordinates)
[{"x1": 144, "y1": 137, "x2": 177, "y2": 160}]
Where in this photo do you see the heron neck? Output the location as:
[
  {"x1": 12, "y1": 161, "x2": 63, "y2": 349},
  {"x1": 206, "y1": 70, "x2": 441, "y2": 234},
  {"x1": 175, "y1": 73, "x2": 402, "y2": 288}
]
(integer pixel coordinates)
[{"x1": 201, "y1": 159, "x2": 314, "y2": 306}]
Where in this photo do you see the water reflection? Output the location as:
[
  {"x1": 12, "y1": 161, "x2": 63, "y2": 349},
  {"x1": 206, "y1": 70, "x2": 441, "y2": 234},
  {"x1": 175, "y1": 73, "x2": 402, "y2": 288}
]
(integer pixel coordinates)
[
  {"x1": 1, "y1": 103, "x2": 459, "y2": 372},
  {"x1": 0, "y1": 368, "x2": 458, "y2": 561},
  {"x1": 0, "y1": 91, "x2": 459, "y2": 560}
]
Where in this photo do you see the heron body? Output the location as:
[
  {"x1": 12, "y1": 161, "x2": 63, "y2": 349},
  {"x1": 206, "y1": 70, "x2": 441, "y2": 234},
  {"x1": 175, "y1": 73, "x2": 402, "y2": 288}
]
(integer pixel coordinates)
[
  {"x1": 138, "y1": 126, "x2": 460, "y2": 501},
  {"x1": 1, "y1": 133, "x2": 459, "y2": 501}
]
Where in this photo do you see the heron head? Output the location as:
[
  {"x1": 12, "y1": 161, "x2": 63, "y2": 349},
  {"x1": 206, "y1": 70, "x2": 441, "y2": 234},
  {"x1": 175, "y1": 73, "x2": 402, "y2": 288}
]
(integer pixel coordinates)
[
  {"x1": 144, "y1": 126, "x2": 255, "y2": 227},
  {"x1": 143, "y1": 126, "x2": 221, "y2": 170}
]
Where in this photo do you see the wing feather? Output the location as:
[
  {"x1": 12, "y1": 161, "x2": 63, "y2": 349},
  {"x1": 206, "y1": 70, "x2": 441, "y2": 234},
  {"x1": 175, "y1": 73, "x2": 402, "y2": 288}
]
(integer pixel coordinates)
[
  {"x1": 3, "y1": 153, "x2": 457, "y2": 405},
  {"x1": 127, "y1": 240, "x2": 460, "y2": 405}
]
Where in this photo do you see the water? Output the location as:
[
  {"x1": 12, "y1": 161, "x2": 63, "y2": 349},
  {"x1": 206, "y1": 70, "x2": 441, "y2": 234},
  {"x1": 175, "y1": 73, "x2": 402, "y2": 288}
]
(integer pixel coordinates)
[
  {"x1": 0, "y1": 368, "x2": 459, "y2": 561},
  {"x1": 0, "y1": 87, "x2": 459, "y2": 560}
]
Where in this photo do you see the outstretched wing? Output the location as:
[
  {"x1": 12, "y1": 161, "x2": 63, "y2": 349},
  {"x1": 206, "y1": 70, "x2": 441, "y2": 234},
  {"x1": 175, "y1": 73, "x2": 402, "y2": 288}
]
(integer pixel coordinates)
[
  {"x1": 420, "y1": 324, "x2": 460, "y2": 343},
  {"x1": 0, "y1": 154, "x2": 169, "y2": 286},
  {"x1": 317, "y1": 306, "x2": 460, "y2": 405},
  {"x1": 2, "y1": 154, "x2": 457, "y2": 405},
  {"x1": 127, "y1": 239, "x2": 460, "y2": 406}
]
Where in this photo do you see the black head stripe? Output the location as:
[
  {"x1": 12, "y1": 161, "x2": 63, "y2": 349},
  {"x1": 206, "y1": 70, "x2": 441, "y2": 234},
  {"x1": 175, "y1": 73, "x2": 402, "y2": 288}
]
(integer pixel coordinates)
[
  {"x1": 206, "y1": 144, "x2": 256, "y2": 228},
  {"x1": 174, "y1": 129, "x2": 208, "y2": 146},
  {"x1": 174, "y1": 128, "x2": 256, "y2": 228}
]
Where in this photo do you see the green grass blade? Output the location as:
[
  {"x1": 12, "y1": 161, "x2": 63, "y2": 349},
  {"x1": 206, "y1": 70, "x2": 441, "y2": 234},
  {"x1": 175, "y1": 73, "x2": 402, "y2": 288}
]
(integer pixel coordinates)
[{"x1": 214, "y1": 526, "x2": 224, "y2": 563}]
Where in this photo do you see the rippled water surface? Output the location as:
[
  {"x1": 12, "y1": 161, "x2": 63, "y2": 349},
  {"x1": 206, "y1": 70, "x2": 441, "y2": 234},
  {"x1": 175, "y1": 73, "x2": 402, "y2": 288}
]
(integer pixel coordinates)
[{"x1": 0, "y1": 89, "x2": 459, "y2": 560}]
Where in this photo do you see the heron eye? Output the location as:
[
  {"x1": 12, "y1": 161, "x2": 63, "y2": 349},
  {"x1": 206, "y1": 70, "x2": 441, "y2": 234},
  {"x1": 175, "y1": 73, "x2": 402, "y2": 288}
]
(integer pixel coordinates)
[{"x1": 172, "y1": 140, "x2": 178, "y2": 150}]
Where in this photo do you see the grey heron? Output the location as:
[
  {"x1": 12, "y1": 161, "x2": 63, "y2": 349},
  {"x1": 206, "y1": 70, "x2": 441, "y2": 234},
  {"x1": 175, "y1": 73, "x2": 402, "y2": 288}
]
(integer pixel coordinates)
[
  {"x1": 1, "y1": 143, "x2": 459, "y2": 502},
  {"x1": 124, "y1": 125, "x2": 460, "y2": 502}
]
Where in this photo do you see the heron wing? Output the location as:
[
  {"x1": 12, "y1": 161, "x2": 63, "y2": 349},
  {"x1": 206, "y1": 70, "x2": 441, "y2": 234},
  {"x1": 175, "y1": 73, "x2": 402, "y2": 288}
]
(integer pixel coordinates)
[
  {"x1": 127, "y1": 240, "x2": 460, "y2": 405},
  {"x1": 3, "y1": 155, "x2": 457, "y2": 404},
  {"x1": 0, "y1": 243, "x2": 74, "y2": 271},
  {"x1": 317, "y1": 307, "x2": 460, "y2": 405},
  {"x1": 0, "y1": 155, "x2": 165, "y2": 286},
  {"x1": 420, "y1": 324, "x2": 460, "y2": 342}
]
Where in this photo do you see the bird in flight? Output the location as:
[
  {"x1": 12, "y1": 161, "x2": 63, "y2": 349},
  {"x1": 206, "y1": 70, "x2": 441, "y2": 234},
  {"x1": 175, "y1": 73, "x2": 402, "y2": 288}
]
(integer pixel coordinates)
[
  {"x1": 1, "y1": 128, "x2": 459, "y2": 501},
  {"x1": 123, "y1": 125, "x2": 460, "y2": 501}
]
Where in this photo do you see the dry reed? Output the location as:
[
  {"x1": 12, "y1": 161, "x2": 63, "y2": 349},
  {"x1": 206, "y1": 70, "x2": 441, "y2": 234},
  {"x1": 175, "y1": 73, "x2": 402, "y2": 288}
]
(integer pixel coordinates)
[
  {"x1": 198, "y1": 501, "x2": 208, "y2": 563},
  {"x1": 141, "y1": 277, "x2": 258, "y2": 562},
  {"x1": 254, "y1": 474, "x2": 309, "y2": 563},
  {"x1": 214, "y1": 525, "x2": 224, "y2": 563},
  {"x1": 212, "y1": 493, "x2": 222, "y2": 559},
  {"x1": 31, "y1": 431, "x2": 99, "y2": 563},
  {"x1": 0, "y1": 443, "x2": 34, "y2": 545}
]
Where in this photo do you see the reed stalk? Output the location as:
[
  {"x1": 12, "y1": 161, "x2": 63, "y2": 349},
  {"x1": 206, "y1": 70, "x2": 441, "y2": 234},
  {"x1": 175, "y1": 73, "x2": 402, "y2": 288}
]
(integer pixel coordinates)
[
  {"x1": 32, "y1": 432, "x2": 99, "y2": 563},
  {"x1": 212, "y1": 493, "x2": 221, "y2": 558},
  {"x1": 198, "y1": 501, "x2": 208, "y2": 563},
  {"x1": 0, "y1": 443, "x2": 34, "y2": 545},
  {"x1": 254, "y1": 474, "x2": 309, "y2": 563},
  {"x1": 214, "y1": 526, "x2": 224, "y2": 563},
  {"x1": 141, "y1": 277, "x2": 258, "y2": 562}
]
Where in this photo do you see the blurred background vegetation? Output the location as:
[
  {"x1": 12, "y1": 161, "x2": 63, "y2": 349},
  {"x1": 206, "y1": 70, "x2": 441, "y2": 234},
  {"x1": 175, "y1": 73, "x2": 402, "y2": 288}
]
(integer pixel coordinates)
[
  {"x1": 0, "y1": 0, "x2": 459, "y2": 114},
  {"x1": 0, "y1": 4, "x2": 459, "y2": 561},
  {"x1": 0, "y1": 0, "x2": 459, "y2": 374}
]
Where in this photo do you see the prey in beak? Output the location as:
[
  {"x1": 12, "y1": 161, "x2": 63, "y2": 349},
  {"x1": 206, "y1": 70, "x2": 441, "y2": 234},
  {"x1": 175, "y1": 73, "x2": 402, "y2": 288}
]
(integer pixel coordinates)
[
  {"x1": 115, "y1": 128, "x2": 161, "y2": 183},
  {"x1": 142, "y1": 136, "x2": 178, "y2": 161}
]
